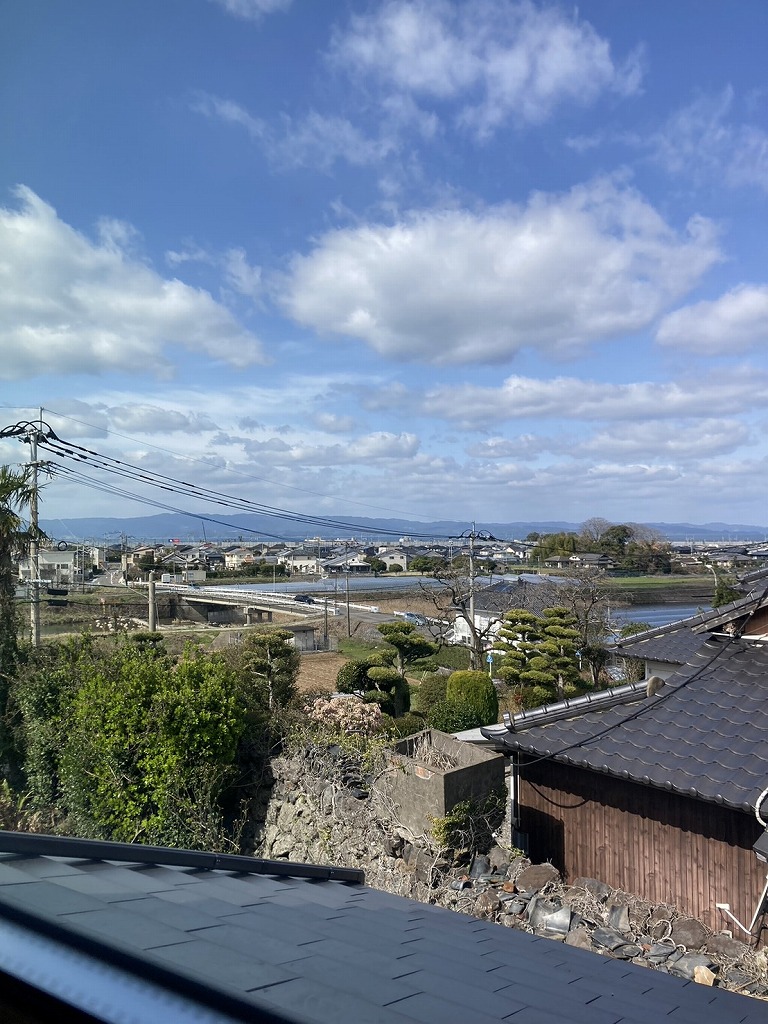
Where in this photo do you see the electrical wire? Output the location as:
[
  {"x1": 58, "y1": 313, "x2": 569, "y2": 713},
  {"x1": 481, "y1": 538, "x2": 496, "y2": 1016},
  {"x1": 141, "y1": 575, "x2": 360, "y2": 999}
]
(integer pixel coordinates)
[
  {"x1": 40, "y1": 406, "x2": 435, "y2": 524},
  {"x1": 38, "y1": 433, "x2": 443, "y2": 540}
]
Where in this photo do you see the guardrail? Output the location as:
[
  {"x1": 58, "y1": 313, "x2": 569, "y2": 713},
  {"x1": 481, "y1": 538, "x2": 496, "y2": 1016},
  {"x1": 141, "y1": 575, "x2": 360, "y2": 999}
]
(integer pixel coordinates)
[{"x1": 148, "y1": 583, "x2": 380, "y2": 615}]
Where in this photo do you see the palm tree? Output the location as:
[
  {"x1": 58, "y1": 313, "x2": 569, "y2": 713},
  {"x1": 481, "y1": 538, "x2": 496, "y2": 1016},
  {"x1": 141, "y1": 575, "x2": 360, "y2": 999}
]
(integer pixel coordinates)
[{"x1": 0, "y1": 464, "x2": 43, "y2": 696}]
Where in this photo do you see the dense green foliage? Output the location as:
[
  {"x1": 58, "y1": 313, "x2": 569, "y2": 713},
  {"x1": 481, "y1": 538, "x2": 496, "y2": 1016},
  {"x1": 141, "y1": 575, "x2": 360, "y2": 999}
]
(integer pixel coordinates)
[
  {"x1": 530, "y1": 520, "x2": 672, "y2": 574},
  {"x1": 495, "y1": 606, "x2": 583, "y2": 705},
  {"x1": 412, "y1": 673, "x2": 448, "y2": 715},
  {"x1": 335, "y1": 654, "x2": 410, "y2": 716},
  {"x1": 9, "y1": 629, "x2": 299, "y2": 848},
  {"x1": 0, "y1": 465, "x2": 45, "y2": 762},
  {"x1": 445, "y1": 670, "x2": 499, "y2": 726},
  {"x1": 427, "y1": 696, "x2": 485, "y2": 733}
]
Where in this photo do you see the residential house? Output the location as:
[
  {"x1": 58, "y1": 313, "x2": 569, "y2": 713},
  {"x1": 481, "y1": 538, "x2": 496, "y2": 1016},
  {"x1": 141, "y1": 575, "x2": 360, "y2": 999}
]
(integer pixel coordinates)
[
  {"x1": 280, "y1": 549, "x2": 323, "y2": 575},
  {"x1": 484, "y1": 595, "x2": 768, "y2": 940},
  {"x1": 376, "y1": 548, "x2": 410, "y2": 571},
  {"x1": 17, "y1": 547, "x2": 78, "y2": 584}
]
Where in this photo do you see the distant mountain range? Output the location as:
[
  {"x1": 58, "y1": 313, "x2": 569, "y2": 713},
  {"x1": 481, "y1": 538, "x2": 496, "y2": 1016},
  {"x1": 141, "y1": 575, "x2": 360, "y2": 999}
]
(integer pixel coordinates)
[{"x1": 40, "y1": 512, "x2": 768, "y2": 545}]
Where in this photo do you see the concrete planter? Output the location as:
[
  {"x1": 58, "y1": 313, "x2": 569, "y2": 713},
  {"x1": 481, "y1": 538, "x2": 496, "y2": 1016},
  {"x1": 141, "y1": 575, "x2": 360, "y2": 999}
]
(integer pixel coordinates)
[{"x1": 376, "y1": 729, "x2": 504, "y2": 838}]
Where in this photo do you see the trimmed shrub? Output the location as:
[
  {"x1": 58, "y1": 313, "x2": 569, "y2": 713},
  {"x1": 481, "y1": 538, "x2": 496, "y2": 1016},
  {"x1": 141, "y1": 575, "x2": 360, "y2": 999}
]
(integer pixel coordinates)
[
  {"x1": 519, "y1": 684, "x2": 557, "y2": 710},
  {"x1": 428, "y1": 697, "x2": 484, "y2": 733},
  {"x1": 383, "y1": 711, "x2": 427, "y2": 737},
  {"x1": 445, "y1": 670, "x2": 498, "y2": 726},
  {"x1": 413, "y1": 673, "x2": 448, "y2": 715}
]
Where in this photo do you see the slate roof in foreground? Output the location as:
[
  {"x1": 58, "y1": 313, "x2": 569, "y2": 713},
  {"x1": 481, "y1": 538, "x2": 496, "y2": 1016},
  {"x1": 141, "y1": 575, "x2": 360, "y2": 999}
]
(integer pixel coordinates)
[
  {"x1": 1, "y1": 831, "x2": 766, "y2": 1023},
  {"x1": 487, "y1": 637, "x2": 768, "y2": 814}
]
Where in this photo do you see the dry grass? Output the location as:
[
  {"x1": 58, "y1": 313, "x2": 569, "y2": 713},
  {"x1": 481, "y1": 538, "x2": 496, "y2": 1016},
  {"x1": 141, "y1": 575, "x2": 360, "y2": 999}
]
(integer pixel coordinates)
[{"x1": 296, "y1": 652, "x2": 348, "y2": 694}]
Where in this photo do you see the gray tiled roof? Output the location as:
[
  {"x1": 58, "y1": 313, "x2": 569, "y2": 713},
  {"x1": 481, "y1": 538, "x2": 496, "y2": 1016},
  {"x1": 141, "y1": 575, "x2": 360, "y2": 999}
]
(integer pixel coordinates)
[
  {"x1": 1, "y1": 832, "x2": 765, "y2": 1023},
  {"x1": 612, "y1": 619, "x2": 706, "y2": 665},
  {"x1": 491, "y1": 637, "x2": 768, "y2": 814}
]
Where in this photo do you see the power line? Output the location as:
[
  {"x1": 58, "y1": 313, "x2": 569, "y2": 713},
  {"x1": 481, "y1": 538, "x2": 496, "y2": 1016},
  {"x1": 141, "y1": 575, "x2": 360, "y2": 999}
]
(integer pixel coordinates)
[
  {"x1": 0, "y1": 421, "x2": 443, "y2": 541},
  {"x1": 40, "y1": 406, "x2": 435, "y2": 524},
  {"x1": 41, "y1": 435, "x2": 441, "y2": 539}
]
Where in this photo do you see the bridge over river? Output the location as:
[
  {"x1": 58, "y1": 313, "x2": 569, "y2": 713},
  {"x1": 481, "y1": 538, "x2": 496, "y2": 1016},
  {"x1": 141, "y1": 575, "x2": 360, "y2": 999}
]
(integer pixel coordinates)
[{"x1": 148, "y1": 583, "x2": 382, "y2": 626}]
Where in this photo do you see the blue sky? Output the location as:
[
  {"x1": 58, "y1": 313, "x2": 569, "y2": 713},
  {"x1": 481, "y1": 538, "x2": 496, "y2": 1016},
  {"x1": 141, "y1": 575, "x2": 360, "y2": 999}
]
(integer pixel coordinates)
[{"x1": 2, "y1": 0, "x2": 767, "y2": 531}]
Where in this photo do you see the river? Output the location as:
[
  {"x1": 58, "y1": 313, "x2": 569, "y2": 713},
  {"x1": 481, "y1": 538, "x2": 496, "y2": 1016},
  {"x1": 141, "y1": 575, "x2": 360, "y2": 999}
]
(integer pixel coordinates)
[{"x1": 232, "y1": 576, "x2": 707, "y2": 630}]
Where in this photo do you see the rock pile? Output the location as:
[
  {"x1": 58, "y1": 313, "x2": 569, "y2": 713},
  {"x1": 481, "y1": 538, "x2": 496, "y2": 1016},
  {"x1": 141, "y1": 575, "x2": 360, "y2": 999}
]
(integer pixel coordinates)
[
  {"x1": 259, "y1": 750, "x2": 768, "y2": 999},
  {"x1": 449, "y1": 849, "x2": 767, "y2": 997}
]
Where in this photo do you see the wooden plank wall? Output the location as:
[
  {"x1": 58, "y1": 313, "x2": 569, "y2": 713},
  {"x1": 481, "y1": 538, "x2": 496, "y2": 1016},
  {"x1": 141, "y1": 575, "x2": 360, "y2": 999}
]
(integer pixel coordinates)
[{"x1": 518, "y1": 757, "x2": 768, "y2": 943}]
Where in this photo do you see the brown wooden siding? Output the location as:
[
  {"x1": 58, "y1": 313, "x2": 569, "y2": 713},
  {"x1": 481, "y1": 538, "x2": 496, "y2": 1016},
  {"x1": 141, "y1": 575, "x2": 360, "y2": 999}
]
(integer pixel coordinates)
[{"x1": 517, "y1": 756, "x2": 768, "y2": 943}]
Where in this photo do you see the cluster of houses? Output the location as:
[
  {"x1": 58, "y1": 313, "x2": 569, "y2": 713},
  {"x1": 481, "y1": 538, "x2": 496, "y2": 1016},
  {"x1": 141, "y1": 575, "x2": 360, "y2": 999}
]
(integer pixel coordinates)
[{"x1": 19, "y1": 533, "x2": 768, "y2": 588}]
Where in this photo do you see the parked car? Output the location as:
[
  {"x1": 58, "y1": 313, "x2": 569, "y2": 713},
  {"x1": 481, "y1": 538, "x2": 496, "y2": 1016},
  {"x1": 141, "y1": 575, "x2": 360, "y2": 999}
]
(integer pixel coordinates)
[{"x1": 293, "y1": 594, "x2": 315, "y2": 604}]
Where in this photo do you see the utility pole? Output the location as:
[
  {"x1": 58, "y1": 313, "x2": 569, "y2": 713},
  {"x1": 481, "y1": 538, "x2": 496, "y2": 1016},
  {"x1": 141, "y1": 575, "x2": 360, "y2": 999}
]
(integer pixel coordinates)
[
  {"x1": 0, "y1": 414, "x2": 56, "y2": 649},
  {"x1": 29, "y1": 421, "x2": 41, "y2": 647}
]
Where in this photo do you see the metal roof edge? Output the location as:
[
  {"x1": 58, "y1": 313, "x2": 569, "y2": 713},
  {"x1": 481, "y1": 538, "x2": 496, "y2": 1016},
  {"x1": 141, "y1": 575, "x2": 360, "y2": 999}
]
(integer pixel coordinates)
[{"x1": 0, "y1": 831, "x2": 365, "y2": 884}]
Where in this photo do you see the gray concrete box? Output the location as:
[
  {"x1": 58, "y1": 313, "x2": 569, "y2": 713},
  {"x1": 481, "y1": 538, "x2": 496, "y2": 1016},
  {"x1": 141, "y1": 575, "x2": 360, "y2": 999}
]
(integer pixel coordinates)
[{"x1": 376, "y1": 729, "x2": 504, "y2": 838}]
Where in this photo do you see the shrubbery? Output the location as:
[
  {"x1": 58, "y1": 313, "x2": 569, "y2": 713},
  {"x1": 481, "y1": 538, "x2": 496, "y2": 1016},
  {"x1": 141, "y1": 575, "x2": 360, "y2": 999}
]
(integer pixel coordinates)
[
  {"x1": 9, "y1": 630, "x2": 300, "y2": 849},
  {"x1": 445, "y1": 670, "x2": 498, "y2": 726}
]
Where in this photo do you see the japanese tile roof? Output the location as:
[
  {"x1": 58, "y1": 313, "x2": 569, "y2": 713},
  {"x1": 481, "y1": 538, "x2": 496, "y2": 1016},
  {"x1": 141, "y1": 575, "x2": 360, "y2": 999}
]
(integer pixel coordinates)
[
  {"x1": 486, "y1": 637, "x2": 768, "y2": 815},
  {"x1": 611, "y1": 618, "x2": 706, "y2": 666},
  {"x1": 611, "y1": 588, "x2": 768, "y2": 664},
  {"x1": 1, "y1": 832, "x2": 765, "y2": 1024}
]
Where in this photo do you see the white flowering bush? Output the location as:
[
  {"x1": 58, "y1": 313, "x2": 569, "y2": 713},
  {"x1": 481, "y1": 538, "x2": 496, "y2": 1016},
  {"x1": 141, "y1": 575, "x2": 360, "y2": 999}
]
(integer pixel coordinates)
[{"x1": 304, "y1": 695, "x2": 382, "y2": 737}]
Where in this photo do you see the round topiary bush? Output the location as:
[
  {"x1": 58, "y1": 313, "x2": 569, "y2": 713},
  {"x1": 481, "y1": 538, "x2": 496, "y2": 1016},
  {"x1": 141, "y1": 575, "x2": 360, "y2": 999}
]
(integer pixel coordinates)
[
  {"x1": 413, "y1": 673, "x2": 448, "y2": 715},
  {"x1": 428, "y1": 697, "x2": 484, "y2": 733},
  {"x1": 445, "y1": 670, "x2": 498, "y2": 726},
  {"x1": 519, "y1": 684, "x2": 557, "y2": 710}
]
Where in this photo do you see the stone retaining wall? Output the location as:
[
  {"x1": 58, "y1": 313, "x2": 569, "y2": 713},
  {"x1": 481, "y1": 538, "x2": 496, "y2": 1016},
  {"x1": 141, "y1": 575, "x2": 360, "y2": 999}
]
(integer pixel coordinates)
[{"x1": 259, "y1": 749, "x2": 768, "y2": 999}]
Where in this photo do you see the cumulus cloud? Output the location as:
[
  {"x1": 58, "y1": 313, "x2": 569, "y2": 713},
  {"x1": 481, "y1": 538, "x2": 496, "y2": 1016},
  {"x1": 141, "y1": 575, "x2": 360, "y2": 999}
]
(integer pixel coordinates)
[
  {"x1": 330, "y1": 0, "x2": 643, "y2": 137},
  {"x1": 108, "y1": 405, "x2": 218, "y2": 435},
  {"x1": 647, "y1": 88, "x2": 768, "y2": 193},
  {"x1": 242, "y1": 431, "x2": 420, "y2": 468},
  {"x1": 0, "y1": 187, "x2": 266, "y2": 380},
  {"x1": 282, "y1": 179, "x2": 719, "y2": 365},
  {"x1": 421, "y1": 368, "x2": 768, "y2": 426},
  {"x1": 208, "y1": 0, "x2": 292, "y2": 22},
  {"x1": 656, "y1": 285, "x2": 768, "y2": 355}
]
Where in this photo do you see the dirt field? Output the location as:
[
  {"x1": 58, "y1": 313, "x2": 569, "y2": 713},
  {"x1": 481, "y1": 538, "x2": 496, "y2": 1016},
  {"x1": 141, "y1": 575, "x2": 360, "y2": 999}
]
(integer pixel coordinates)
[
  {"x1": 296, "y1": 652, "x2": 349, "y2": 694},
  {"x1": 296, "y1": 589, "x2": 436, "y2": 693}
]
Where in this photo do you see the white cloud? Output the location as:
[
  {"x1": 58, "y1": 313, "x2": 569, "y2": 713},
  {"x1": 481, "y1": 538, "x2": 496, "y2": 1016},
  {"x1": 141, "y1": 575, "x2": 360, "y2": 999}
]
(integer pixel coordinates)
[
  {"x1": 575, "y1": 420, "x2": 752, "y2": 461},
  {"x1": 108, "y1": 405, "x2": 219, "y2": 435},
  {"x1": 192, "y1": 95, "x2": 266, "y2": 139},
  {"x1": 208, "y1": 0, "x2": 292, "y2": 22},
  {"x1": 465, "y1": 434, "x2": 553, "y2": 458},
  {"x1": 331, "y1": 0, "x2": 642, "y2": 137},
  {"x1": 312, "y1": 412, "x2": 356, "y2": 434},
  {"x1": 656, "y1": 285, "x2": 768, "y2": 355},
  {"x1": 193, "y1": 95, "x2": 396, "y2": 171},
  {"x1": 0, "y1": 187, "x2": 266, "y2": 380},
  {"x1": 421, "y1": 368, "x2": 768, "y2": 426},
  {"x1": 648, "y1": 88, "x2": 768, "y2": 193},
  {"x1": 282, "y1": 179, "x2": 720, "y2": 365},
  {"x1": 222, "y1": 248, "x2": 263, "y2": 298}
]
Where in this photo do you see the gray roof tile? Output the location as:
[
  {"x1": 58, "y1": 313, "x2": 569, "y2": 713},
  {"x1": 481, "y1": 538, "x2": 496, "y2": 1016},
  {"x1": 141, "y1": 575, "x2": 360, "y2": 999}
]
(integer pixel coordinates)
[
  {"x1": 0, "y1": 836, "x2": 765, "y2": 1023},
  {"x1": 492, "y1": 637, "x2": 768, "y2": 812}
]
